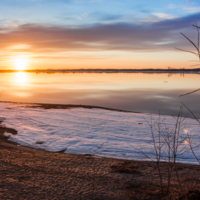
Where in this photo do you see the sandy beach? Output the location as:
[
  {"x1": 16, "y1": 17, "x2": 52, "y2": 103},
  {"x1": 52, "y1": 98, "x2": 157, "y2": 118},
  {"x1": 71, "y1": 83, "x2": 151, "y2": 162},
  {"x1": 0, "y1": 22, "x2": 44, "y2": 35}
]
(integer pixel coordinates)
[{"x1": 1, "y1": 124, "x2": 200, "y2": 200}]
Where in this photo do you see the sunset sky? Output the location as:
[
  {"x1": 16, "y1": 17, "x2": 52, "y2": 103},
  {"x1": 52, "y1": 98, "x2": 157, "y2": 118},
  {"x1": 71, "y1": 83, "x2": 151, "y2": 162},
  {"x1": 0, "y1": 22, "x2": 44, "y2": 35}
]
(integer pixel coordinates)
[{"x1": 1, "y1": 0, "x2": 200, "y2": 69}]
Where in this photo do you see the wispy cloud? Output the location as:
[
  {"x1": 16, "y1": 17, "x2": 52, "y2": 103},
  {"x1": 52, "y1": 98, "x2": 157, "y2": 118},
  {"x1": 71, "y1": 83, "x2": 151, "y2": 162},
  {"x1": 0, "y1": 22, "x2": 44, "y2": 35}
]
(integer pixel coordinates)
[
  {"x1": 7, "y1": 44, "x2": 32, "y2": 49},
  {"x1": 138, "y1": 17, "x2": 162, "y2": 23},
  {"x1": 0, "y1": 13, "x2": 200, "y2": 54},
  {"x1": 183, "y1": 6, "x2": 200, "y2": 13},
  {"x1": 138, "y1": 13, "x2": 176, "y2": 23},
  {"x1": 168, "y1": 3, "x2": 200, "y2": 13},
  {"x1": 152, "y1": 13, "x2": 176, "y2": 20}
]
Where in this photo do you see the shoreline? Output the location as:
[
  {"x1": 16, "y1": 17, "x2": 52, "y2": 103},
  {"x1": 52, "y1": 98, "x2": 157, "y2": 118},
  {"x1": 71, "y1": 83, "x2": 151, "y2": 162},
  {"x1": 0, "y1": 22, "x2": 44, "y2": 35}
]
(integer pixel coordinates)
[
  {"x1": 0, "y1": 100, "x2": 136, "y2": 113},
  {"x1": 1, "y1": 112, "x2": 200, "y2": 199},
  {"x1": 1, "y1": 124, "x2": 200, "y2": 199},
  {"x1": 0, "y1": 68, "x2": 200, "y2": 74}
]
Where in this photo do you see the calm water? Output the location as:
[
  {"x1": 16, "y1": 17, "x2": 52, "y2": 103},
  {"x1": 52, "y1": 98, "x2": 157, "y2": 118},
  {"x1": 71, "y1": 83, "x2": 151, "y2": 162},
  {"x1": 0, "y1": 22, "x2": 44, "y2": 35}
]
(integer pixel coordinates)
[{"x1": 0, "y1": 72, "x2": 200, "y2": 118}]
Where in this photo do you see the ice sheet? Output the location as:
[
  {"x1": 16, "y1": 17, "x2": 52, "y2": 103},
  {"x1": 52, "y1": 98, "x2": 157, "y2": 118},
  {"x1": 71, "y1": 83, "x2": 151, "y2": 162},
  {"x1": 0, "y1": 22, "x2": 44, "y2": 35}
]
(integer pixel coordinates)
[{"x1": 1, "y1": 103, "x2": 200, "y2": 164}]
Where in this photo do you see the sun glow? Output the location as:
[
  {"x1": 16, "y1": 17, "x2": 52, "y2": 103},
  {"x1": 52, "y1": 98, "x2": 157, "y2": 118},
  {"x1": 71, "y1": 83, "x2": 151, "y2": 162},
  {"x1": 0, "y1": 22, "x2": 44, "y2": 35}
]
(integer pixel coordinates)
[
  {"x1": 13, "y1": 56, "x2": 29, "y2": 70},
  {"x1": 14, "y1": 72, "x2": 29, "y2": 85}
]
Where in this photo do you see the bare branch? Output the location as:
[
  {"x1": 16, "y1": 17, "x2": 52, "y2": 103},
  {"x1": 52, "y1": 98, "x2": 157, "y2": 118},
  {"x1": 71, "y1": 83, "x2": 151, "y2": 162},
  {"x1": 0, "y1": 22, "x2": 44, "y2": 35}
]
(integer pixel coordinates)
[
  {"x1": 190, "y1": 64, "x2": 200, "y2": 67},
  {"x1": 193, "y1": 25, "x2": 200, "y2": 29},
  {"x1": 181, "y1": 102, "x2": 200, "y2": 124},
  {"x1": 180, "y1": 32, "x2": 199, "y2": 55},
  {"x1": 174, "y1": 47, "x2": 199, "y2": 57},
  {"x1": 196, "y1": 23, "x2": 199, "y2": 51},
  {"x1": 179, "y1": 88, "x2": 200, "y2": 97}
]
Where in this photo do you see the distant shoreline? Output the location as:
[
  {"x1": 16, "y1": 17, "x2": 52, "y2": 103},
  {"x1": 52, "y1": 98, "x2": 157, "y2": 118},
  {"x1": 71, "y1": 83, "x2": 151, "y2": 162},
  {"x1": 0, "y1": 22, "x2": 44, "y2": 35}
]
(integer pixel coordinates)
[{"x1": 0, "y1": 68, "x2": 200, "y2": 74}]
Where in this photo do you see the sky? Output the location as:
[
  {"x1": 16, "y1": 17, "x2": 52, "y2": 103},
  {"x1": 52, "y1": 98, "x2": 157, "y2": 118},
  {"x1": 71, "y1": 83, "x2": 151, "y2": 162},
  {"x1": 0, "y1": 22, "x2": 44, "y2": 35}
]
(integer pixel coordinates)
[{"x1": 1, "y1": 0, "x2": 200, "y2": 69}]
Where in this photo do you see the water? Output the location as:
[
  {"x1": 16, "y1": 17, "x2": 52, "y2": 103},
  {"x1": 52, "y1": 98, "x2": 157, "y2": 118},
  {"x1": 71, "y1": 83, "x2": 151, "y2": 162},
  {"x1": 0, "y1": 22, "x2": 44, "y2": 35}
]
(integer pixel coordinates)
[{"x1": 0, "y1": 72, "x2": 200, "y2": 118}]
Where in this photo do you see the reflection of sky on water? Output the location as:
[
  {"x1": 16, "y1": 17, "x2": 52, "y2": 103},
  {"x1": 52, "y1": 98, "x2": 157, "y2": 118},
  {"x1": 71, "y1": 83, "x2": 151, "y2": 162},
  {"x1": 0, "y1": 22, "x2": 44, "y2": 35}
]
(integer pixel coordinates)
[{"x1": 0, "y1": 72, "x2": 200, "y2": 118}]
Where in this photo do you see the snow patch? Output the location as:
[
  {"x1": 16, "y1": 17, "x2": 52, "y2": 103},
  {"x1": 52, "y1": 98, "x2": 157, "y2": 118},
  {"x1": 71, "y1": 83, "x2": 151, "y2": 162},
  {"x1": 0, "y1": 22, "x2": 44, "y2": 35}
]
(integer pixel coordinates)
[{"x1": 1, "y1": 103, "x2": 200, "y2": 164}]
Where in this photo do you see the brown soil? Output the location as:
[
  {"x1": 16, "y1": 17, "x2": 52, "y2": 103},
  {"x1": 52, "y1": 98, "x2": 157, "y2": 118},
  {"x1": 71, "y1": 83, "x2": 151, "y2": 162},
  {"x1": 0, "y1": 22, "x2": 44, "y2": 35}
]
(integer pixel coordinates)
[{"x1": 1, "y1": 125, "x2": 200, "y2": 200}]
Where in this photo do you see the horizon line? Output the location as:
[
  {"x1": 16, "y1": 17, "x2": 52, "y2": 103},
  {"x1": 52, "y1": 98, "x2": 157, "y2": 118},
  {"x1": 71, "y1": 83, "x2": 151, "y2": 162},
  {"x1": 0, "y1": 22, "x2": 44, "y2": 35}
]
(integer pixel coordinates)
[{"x1": 0, "y1": 68, "x2": 200, "y2": 73}]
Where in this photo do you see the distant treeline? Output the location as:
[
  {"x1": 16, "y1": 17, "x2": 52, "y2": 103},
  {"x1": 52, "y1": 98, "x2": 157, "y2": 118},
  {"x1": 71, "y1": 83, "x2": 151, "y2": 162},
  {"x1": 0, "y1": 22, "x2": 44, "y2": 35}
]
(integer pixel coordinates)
[{"x1": 0, "y1": 68, "x2": 200, "y2": 74}]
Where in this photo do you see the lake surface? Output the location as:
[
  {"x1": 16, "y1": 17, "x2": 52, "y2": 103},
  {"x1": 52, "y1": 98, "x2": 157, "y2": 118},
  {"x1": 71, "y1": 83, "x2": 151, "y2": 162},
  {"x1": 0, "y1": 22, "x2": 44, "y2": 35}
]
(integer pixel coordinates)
[{"x1": 0, "y1": 72, "x2": 200, "y2": 118}]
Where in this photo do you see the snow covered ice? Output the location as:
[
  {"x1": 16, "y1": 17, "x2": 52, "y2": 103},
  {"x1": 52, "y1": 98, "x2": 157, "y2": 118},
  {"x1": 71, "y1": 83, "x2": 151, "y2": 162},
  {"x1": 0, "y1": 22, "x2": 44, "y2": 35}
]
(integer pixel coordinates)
[{"x1": 1, "y1": 103, "x2": 200, "y2": 164}]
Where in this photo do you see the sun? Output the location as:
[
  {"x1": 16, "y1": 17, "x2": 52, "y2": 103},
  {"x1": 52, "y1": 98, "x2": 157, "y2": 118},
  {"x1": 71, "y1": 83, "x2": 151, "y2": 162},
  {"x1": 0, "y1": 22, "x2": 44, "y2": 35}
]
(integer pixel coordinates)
[{"x1": 13, "y1": 56, "x2": 29, "y2": 70}]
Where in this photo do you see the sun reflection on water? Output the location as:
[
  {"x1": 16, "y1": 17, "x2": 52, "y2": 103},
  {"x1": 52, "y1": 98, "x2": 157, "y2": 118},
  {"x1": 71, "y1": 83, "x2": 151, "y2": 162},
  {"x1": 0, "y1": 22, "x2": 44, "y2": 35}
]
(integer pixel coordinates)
[{"x1": 14, "y1": 72, "x2": 29, "y2": 85}]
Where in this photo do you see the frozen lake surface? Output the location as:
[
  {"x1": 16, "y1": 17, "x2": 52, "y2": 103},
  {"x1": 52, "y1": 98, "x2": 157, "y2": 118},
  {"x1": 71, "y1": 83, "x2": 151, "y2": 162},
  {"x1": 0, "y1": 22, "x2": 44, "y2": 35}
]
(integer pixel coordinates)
[{"x1": 1, "y1": 103, "x2": 200, "y2": 164}]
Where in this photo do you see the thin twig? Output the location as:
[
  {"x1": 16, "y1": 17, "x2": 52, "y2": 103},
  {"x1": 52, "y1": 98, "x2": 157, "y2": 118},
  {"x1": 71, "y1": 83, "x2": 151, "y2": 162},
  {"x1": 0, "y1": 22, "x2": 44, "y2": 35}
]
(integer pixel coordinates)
[
  {"x1": 181, "y1": 102, "x2": 200, "y2": 124},
  {"x1": 173, "y1": 107, "x2": 186, "y2": 199},
  {"x1": 179, "y1": 88, "x2": 200, "y2": 97},
  {"x1": 180, "y1": 32, "x2": 199, "y2": 55},
  {"x1": 174, "y1": 47, "x2": 198, "y2": 57},
  {"x1": 92, "y1": 165, "x2": 96, "y2": 200},
  {"x1": 193, "y1": 25, "x2": 200, "y2": 29},
  {"x1": 190, "y1": 64, "x2": 200, "y2": 67},
  {"x1": 196, "y1": 23, "x2": 199, "y2": 52}
]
